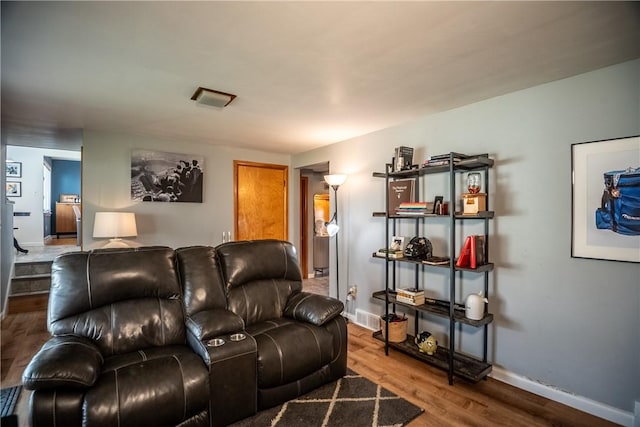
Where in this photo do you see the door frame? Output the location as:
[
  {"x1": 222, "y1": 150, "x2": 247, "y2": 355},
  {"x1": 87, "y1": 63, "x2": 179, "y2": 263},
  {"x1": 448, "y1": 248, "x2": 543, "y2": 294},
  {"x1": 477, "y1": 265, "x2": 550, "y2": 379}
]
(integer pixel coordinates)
[{"x1": 299, "y1": 175, "x2": 309, "y2": 278}]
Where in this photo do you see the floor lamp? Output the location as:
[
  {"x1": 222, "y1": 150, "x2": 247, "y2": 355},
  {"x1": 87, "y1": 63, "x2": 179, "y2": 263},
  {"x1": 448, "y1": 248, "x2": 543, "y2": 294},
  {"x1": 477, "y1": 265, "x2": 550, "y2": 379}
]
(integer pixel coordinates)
[{"x1": 324, "y1": 174, "x2": 347, "y2": 301}]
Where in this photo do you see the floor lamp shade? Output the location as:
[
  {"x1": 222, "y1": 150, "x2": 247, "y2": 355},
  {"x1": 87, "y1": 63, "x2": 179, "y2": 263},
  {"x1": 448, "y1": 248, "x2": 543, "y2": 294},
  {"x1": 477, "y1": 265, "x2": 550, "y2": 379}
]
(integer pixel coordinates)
[
  {"x1": 326, "y1": 222, "x2": 340, "y2": 237},
  {"x1": 324, "y1": 174, "x2": 347, "y2": 187},
  {"x1": 93, "y1": 212, "x2": 137, "y2": 247}
]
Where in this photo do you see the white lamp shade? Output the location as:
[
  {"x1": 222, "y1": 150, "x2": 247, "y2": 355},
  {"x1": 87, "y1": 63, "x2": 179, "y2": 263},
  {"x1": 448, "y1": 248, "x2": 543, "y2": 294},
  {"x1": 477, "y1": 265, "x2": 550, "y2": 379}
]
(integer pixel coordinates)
[
  {"x1": 324, "y1": 174, "x2": 347, "y2": 187},
  {"x1": 326, "y1": 223, "x2": 340, "y2": 237},
  {"x1": 93, "y1": 212, "x2": 138, "y2": 238}
]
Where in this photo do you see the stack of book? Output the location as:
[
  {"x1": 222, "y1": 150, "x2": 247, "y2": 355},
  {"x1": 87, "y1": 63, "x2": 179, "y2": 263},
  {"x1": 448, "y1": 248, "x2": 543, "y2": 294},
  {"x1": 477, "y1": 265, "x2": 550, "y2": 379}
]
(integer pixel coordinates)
[
  {"x1": 395, "y1": 201, "x2": 429, "y2": 215},
  {"x1": 455, "y1": 235, "x2": 485, "y2": 268},
  {"x1": 422, "y1": 154, "x2": 464, "y2": 167},
  {"x1": 394, "y1": 146, "x2": 414, "y2": 171},
  {"x1": 397, "y1": 288, "x2": 425, "y2": 305},
  {"x1": 422, "y1": 256, "x2": 450, "y2": 266},
  {"x1": 376, "y1": 248, "x2": 404, "y2": 259}
]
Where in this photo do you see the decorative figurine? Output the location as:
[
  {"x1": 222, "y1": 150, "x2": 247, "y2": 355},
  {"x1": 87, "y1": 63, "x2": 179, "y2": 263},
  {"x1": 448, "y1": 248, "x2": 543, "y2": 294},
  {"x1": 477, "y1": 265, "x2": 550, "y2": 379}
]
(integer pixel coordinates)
[{"x1": 414, "y1": 331, "x2": 438, "y2": 355}]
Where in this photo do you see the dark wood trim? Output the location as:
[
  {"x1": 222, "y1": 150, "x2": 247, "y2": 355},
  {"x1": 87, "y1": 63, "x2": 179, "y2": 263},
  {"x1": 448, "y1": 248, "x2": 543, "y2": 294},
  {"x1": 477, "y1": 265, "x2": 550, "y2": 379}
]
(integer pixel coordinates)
[{"x1": 300, "y1": 176, "x2": 309, "y2": 277}]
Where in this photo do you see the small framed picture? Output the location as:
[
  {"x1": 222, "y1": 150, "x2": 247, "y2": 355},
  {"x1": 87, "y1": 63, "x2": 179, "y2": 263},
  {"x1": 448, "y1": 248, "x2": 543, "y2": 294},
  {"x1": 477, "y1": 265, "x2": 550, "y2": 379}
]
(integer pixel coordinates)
[
  {"x1": 6, "y1": 162, "x2": 22, "y2": 178},
  {"x1": 433, "y1": 195, "x2": 444, "y2": 214},
  {"x1": 6, "y1": 181, "x2": 21, "y2": 197},
  {"x1": 390, "y1": 236, "x2": 405, "y2": 251}
]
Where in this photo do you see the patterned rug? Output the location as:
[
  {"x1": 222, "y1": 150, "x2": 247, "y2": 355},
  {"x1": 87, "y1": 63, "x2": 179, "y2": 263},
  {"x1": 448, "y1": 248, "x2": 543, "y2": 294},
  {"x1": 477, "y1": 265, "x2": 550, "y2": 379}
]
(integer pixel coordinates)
[
  {"x1": 0, "y1": 385, "x2": 21, "y2": 417},
  {"x1": 230, "y1": 370, "x2": 423, "y2": 427}
]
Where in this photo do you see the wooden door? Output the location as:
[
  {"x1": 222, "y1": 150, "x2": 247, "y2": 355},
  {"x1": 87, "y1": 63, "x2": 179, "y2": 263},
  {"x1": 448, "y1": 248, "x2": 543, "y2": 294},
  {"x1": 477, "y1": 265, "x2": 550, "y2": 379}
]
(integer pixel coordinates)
[{"x1": 234, "y1": 161, "x2": 288, "y2": 241}]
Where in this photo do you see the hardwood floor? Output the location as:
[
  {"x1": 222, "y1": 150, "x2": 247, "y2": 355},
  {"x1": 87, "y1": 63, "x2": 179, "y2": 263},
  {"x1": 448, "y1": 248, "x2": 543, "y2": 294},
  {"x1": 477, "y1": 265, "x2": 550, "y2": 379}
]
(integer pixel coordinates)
[
  {"x1": 44, "y1": 236, "x2": 78, "y2": 246},
  {"x1": 1, "y1": 311, "x2": 49, "y2": 427},
  {"x1": 347, "y1": 325, "x2": 616, "y2": 427},
  {"x1": 1, "y1": 310, "x2": 616, "y2": 427}
]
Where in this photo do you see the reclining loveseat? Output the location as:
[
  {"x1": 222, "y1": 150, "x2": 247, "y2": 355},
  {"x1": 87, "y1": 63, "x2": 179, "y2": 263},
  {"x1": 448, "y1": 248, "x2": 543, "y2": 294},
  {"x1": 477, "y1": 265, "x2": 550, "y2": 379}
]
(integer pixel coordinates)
[{"x1": 22, "y1": 240, "x2": 347, "y2": 427}]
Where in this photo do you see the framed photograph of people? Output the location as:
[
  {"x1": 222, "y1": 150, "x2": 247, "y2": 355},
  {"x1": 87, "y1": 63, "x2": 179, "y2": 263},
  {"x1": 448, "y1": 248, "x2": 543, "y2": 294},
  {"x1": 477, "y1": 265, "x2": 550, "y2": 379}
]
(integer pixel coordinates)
[
  {"x1": 6, "y1": 161, "x2": 22, "y2": 178},
  {"x1": 131, "y1": 149, "x2": 204, "y2": 203},
  {"x1": 6, "y1": 181, "x2": 21, "y2": 197},
  {"x1": 571, "y1": 135, "x2": 639, "y2": 262}
]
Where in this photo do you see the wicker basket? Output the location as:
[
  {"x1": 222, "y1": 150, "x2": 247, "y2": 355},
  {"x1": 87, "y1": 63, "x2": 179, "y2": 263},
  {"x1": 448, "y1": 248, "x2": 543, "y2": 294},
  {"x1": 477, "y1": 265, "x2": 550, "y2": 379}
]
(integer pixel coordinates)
[{"x1": 380, "y1": 317, "x2": 408, "y2": 343}]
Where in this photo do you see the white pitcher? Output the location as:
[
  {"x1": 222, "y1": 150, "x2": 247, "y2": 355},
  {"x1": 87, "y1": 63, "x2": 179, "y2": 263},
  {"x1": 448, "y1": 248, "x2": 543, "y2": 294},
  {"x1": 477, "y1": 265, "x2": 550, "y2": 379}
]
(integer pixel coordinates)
[{"x1": 465, "y1": 292, "x2": 488, "y2": 320}]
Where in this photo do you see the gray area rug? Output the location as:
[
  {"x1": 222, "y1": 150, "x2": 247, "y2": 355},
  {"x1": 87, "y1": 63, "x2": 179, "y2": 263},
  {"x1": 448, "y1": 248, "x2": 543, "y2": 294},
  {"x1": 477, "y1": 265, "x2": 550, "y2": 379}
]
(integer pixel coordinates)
[
  {"x1": 230, "y1": 370, "x2": 423, "y2": 427},
  {"x1": 0, "y1": 385, "x2": 21, "y2": 417}
]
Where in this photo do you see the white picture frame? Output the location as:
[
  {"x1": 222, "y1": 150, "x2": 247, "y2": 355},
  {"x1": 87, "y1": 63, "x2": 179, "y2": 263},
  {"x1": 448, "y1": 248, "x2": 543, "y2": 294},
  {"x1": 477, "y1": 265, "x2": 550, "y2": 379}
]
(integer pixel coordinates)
[
  {"x1": 571, "y1": 135, "x2": 640, "y2": 263},
  {"x1": 390, "y1": 236, "x2": 405, "y2": 251}
]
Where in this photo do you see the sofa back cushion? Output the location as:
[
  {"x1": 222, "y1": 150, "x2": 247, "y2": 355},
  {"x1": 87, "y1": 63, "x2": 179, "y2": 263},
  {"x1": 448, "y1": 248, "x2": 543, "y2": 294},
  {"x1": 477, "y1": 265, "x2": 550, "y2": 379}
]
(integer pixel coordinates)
[
  {"x1": 216, "y1": 240, "x2": 302, "y2": 326},
  {"x1": 176, "y1": 246, "x2": 227, "y2": 316},
  {"x1": 49, "y1": 247, "x2": 186, "y2": 356}
]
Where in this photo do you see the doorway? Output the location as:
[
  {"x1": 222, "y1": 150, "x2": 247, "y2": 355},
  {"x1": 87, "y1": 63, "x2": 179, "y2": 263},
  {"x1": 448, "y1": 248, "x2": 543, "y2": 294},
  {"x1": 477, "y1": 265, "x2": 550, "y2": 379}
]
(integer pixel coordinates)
[
  {"x1": 45, "y1": 156, "x2": 82, "y2": 247},
  {"x1": 6, "y1": 146, "x2": 81, "y2": 250},
  {"x1": 298, "y1": 162, "x2": 330, "y2": 295}
]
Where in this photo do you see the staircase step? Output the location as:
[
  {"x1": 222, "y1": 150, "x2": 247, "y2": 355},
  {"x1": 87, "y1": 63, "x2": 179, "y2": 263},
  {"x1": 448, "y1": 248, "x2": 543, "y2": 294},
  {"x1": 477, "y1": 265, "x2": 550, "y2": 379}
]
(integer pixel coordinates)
[
  {"x1": 10, "y1": 275, "x2": 51, "y2": 296},
  {"x1": 7, "y1": 293, "x2": 49, "y2": 314},
  {"x1": 13, "y1": 261, "x2": 52, "y2": 277}
]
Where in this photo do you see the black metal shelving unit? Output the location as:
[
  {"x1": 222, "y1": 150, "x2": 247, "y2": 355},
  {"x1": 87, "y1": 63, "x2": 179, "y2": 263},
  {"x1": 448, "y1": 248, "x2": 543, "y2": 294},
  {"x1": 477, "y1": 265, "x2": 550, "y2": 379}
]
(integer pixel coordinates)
[{"x1": 372, "y1": 152, "x2": 495, "y2": 385}]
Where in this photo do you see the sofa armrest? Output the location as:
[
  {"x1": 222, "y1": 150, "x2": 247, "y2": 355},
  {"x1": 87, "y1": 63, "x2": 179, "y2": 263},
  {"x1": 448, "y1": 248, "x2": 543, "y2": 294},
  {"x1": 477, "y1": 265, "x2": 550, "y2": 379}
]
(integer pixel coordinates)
[
  {"x1": 22, "y1": 335, "x2": 103, "y2": 390},
  {"x1": 186, "y1": 308, "x2": 245, "y2": 341},
  {"x1": 284, "y1": 292, "x2": 344, "y2": 326}
]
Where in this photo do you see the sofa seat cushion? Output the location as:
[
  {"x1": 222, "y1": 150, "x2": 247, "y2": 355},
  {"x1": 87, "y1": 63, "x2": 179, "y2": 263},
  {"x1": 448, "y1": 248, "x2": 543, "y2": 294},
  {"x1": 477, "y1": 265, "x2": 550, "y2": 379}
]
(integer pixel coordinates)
[
  {"x1": 83, "y1": 345, "x2": 208, "y2": 427},
  {"x1": 247, "y1": 318, "x2": 335, "y2": 389}
]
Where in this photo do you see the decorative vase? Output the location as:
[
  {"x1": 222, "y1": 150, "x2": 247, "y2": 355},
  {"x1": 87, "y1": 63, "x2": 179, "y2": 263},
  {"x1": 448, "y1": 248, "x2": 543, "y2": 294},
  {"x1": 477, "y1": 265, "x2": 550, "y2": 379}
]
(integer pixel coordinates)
[{"x1": 467, "y1": 172, "x2": 481, "y2": 194}]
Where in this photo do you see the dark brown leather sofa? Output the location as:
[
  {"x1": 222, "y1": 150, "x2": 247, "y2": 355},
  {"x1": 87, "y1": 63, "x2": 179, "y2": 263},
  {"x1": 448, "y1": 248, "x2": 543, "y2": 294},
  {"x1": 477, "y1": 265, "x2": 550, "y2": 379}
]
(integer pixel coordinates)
[
  {"x1": 177, "y1": 240, "x2": 347, "y2": 426},
  {"x1": 22, "y1": 240, "x2": 347, "y2": 427}
]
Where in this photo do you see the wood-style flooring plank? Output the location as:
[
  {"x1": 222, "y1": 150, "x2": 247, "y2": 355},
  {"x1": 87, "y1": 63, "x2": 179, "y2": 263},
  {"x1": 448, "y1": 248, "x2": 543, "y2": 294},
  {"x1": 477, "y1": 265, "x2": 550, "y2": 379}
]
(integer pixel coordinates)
[
  {"x1": 7, "y1": 294, "x2": 49, "y2": 315},
  {"x1": 0, "y1": 311, "x2": 618, "y2": 427},
  {"x1": 347, "y1": 323, "x2": 617, "y2": 427}
]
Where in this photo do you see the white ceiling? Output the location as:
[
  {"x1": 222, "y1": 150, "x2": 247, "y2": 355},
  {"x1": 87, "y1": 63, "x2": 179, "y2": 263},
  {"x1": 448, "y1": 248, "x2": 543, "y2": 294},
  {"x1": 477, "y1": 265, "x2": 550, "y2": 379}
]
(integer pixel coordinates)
[{"x1": 2, "y1": 1, "x2": 639, "y2": 154}]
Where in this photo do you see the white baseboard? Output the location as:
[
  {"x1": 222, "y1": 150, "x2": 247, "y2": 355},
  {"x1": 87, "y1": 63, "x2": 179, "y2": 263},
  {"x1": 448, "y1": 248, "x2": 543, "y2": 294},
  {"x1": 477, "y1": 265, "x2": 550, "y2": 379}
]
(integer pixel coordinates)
[
  {"x1": 350, "y1": 308, "x2": 633, "y2": 426},
  {"x1": 490, "y1": 366, "x2": 633, "y2": 426},
  {"x1": 343, "y1": 312, "x2": 356, "y2": 323}
]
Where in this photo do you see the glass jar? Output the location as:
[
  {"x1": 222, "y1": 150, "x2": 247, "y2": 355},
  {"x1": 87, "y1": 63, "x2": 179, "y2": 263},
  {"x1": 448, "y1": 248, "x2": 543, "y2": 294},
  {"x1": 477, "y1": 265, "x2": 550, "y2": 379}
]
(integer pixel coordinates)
[{"x1": 467, "y1": 172, "x2": 481, "y2": 194}]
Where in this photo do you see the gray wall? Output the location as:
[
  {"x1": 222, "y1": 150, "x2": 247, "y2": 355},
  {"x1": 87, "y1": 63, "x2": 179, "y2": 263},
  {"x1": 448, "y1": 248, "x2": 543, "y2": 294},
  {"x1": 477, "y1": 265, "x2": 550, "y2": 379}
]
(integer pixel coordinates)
[
  {"x1": 81, "y1": 130, "x2": 292, "y2": 250},
  {"x1": 292, "y1": 60, "x2": 640, "y2": 413}
]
